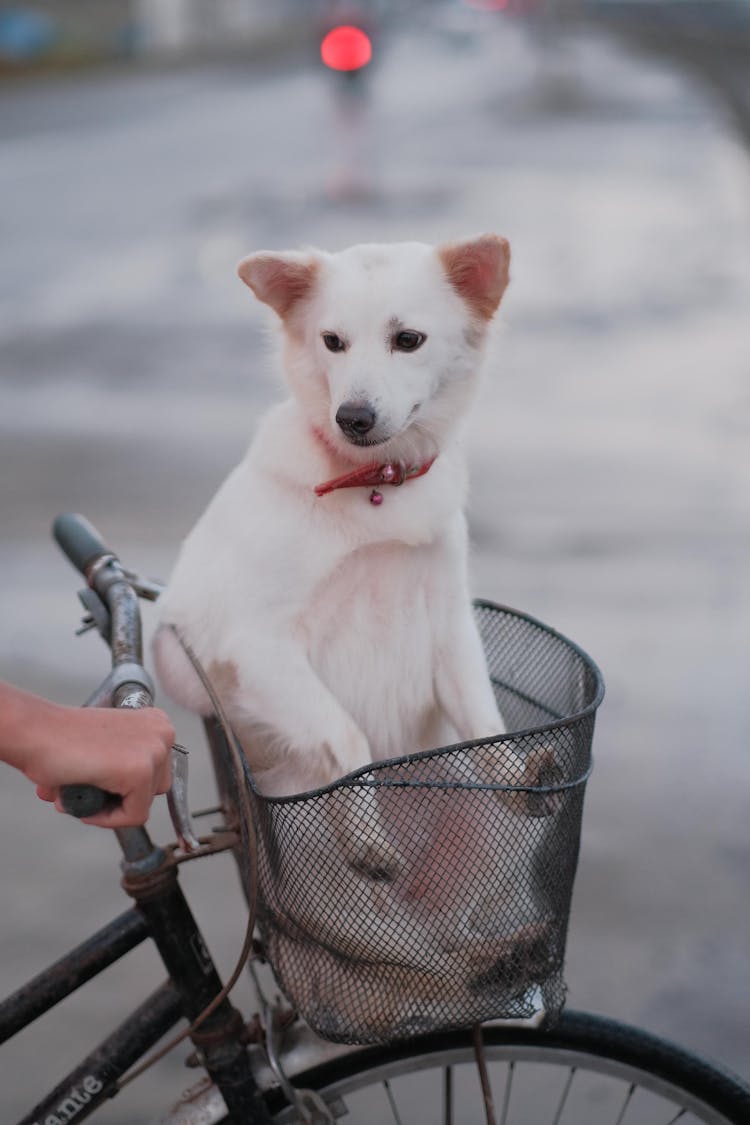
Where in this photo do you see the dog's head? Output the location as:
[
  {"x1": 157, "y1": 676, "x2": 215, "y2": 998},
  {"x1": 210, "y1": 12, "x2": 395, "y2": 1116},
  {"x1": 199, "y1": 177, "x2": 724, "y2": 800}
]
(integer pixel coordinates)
[{"x1": 237, "y1": 235, "x2": 510, "y2": 464}]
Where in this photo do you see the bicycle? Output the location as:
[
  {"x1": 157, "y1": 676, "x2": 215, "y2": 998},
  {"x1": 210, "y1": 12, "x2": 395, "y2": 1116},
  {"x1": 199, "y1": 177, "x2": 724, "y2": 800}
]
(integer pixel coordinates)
[{"x1": 1, "y1": 512, "x2": 748, "y2": 1124}]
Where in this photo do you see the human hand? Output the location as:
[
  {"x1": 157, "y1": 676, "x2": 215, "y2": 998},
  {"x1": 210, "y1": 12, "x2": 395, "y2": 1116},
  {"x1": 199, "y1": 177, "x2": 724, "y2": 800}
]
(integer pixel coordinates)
[{"x1": 2, "y1": 685, "x2": 174, "y2": 827}]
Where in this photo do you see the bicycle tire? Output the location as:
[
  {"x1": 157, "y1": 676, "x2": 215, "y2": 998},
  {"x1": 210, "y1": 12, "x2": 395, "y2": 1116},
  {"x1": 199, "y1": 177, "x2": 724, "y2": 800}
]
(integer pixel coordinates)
[{"x1": 261, "y1": 1009, "x2": 750, "y2": 1124}]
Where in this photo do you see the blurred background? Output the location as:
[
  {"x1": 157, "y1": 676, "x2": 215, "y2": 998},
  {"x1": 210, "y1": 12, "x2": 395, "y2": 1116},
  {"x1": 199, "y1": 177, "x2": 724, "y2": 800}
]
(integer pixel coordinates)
[{"x1": 1, "y1": 0, "x2": 749, "y2": 1120}]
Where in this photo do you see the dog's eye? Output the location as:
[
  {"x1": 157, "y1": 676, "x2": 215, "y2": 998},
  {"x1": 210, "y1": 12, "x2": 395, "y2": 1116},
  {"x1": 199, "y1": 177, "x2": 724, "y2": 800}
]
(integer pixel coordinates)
[
  {"x1": 322, "y1": 333, "x2": 346, "y2": 353},
  {"x1": 393, "y1": 330, "x2": 426, "y2": 353}
]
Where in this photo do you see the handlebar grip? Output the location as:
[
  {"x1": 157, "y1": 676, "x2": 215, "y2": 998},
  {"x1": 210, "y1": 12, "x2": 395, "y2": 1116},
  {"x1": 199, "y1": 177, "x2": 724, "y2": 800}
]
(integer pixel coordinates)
[
  {"x1": 60, "y1": 784, "x2": 121, "y2": 819},
  {"x1": 53, "y1": 513, "x2": 113, "y2": 576}
]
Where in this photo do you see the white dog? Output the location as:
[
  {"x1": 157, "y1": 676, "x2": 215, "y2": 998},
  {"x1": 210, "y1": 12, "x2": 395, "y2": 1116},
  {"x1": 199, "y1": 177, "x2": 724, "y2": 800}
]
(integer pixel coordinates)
[{"x1": 153, "y1": 234, "x2": 513, "y2": 880}]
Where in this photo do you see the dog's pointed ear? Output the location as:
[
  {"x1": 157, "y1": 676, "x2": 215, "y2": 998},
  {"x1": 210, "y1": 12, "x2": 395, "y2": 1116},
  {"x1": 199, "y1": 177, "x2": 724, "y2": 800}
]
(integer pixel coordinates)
[
  {"x1": 237, "y1": 251, "x2": 319, "y2": 320},
  {"x1": 439, "y1": 234, "x2": 510, "y2": 321}
]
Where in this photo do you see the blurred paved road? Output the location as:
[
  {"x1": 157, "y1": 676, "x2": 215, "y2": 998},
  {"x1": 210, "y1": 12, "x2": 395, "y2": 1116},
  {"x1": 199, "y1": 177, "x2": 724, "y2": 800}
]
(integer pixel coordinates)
[{"x1": 1, "y1": 7, "x2": 749, "y2": 1121}]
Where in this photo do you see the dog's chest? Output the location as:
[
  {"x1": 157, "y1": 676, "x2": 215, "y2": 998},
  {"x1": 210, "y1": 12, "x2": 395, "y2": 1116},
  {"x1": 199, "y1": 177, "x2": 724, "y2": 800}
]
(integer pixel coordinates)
[{"x1": 301, "y1": 541, "x2": 447, "y2": 758}]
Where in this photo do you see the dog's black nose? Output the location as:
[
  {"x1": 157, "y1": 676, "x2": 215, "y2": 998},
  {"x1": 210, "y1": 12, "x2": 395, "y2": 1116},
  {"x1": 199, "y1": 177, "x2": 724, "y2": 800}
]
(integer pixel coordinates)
[{"x1": 336, "y1": 403, "x2": 377, "y2": 440}]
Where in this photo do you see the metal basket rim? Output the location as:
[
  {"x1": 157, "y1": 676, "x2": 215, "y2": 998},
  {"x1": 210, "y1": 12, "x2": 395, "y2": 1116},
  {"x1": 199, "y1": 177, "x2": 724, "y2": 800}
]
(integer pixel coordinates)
[{"x1": 241, "y1": 601, "x2": 605, "y2": 808}]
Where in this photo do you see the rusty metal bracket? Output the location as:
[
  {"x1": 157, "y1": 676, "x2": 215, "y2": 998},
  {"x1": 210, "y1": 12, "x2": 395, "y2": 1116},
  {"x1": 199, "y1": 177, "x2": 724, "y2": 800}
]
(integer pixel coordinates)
[
  {"x1": 189, "y1": 1006, "x2": 245, "y2": 1050},
  {"x1": 262, "y1": 1001, "x2": 337, "y2": 1124},
  {"x1": 171, "y1": 830, "x2": 239, "y2": 864},
  {"x1": 120, "y1": 848, "x2": 179, "y2": 903}
]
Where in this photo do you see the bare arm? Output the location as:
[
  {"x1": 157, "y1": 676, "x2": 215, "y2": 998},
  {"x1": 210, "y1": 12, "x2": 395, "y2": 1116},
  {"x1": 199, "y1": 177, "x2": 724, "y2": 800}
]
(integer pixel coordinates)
[{"x1": 0, "y1": 682, "x2": 174, "y2": 827}]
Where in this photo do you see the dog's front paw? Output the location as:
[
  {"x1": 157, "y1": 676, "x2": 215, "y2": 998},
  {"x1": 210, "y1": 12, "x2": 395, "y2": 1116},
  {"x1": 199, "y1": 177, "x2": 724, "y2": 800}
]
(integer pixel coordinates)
[
  {"x1": 349, "y1": 835, "x2": 403, "y2": 883},
  {"x1": 327, "y1": 786, "x2": 404, "y2": 882},
  {"x1": 342, "y1": 796, "x2": 404, "y2": 882},
  {"x1": 510, "y1": 746, "x2": 565, "y2": 818}
]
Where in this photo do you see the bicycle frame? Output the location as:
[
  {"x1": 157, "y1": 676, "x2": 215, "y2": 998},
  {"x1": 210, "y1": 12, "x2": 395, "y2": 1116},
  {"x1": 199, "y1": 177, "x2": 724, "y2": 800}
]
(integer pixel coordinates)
[{"x1": 0, "y1": 515, "x2": 273, "y2": 1125}]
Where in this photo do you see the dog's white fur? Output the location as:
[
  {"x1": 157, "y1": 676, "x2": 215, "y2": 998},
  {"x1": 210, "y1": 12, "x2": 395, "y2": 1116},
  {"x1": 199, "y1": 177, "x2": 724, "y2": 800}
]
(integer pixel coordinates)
[{"x1": 154, "y1": 234, "x2": 512, "y2": 875}]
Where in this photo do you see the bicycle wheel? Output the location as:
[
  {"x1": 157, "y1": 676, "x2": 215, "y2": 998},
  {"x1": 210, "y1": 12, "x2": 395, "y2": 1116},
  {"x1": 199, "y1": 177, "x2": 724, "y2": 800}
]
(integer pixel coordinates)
[{"x1": 266, "y1": 1010, "x2": 750, "y2": 1124}]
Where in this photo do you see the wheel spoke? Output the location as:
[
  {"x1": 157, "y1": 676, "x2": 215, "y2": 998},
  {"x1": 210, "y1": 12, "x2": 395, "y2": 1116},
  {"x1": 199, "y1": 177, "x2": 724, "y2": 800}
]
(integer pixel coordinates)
[
  {"x1": 383, "y1": 1078, "x2": 403, "y2": 1125},
  {"x1": 551, "y1": 1067, "x2": 577, "y2": 1125},
  {"x1": 499, "y1": 1060, "x2": 514, "y2": 1125},
  {"x1": 613, "y1": 1083, "x2": 635, "y2": 1125}
]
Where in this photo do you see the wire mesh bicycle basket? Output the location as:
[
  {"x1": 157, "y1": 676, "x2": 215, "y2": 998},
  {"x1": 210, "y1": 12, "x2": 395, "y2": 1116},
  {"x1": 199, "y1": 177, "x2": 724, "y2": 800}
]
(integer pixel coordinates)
[{"x1": 207, "y1": 601, "x2": 604, "y2": 1046}]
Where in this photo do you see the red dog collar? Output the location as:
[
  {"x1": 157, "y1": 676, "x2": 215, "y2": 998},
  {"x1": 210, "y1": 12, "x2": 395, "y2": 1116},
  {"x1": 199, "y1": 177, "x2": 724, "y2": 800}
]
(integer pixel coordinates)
[{"x1": 314, "y1": 457, "x2": 437, "y2": 505}]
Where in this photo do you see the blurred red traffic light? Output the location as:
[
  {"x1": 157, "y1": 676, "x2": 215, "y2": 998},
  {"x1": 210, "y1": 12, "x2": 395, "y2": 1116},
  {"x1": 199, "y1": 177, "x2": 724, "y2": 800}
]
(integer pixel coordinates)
[{"x1": 321, "y1": 25, "x2": 372, "y2": 72}]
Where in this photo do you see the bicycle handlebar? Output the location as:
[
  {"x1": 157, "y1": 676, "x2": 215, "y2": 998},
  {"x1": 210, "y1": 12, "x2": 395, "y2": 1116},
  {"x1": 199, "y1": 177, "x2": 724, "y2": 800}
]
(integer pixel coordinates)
[
  {"x1": 53, "y1": 513, "x2": 143, "y2": 819},
  {"x1": 53, "y1": 512, "x2": 113, "y2": 577},
  {"x1": 60, "y1": 785, "x2": 120, "y2": 818}
]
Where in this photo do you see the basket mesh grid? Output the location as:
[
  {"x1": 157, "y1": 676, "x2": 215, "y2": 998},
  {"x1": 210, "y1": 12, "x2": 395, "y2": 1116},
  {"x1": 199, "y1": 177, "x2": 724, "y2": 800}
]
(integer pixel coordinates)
[{"x1": 226, "y1": 603, "x2": 603, "y2": 1045}]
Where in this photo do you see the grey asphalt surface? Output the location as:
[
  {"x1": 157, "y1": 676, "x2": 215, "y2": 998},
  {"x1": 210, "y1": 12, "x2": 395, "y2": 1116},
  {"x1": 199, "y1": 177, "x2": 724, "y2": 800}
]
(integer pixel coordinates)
[{"x1": 1, "y1": 7, "x2": 749, "y2": 1121}]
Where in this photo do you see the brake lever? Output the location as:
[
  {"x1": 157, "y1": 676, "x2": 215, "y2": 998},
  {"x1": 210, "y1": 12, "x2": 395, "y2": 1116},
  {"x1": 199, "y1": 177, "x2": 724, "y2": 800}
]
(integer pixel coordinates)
[
  {"x1": 167, "y1": 744, "x2": 201, "y2": 853},
  {"x1": 122, "y1": 569, "x2": 165, "y2": 602}
]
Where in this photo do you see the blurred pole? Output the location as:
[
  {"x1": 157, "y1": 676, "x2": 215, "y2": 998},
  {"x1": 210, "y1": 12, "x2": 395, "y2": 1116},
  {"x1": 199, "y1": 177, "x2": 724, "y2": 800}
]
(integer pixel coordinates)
[
  {"x1": 527, "y1": 0, "x2": 585, "y2": 111},
  {"x1": 320, "y1": 8, "x2": 378, "y2": 201},
  {"x1": 326, "y1": 68, "x2": 376, "y2": 201}
]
